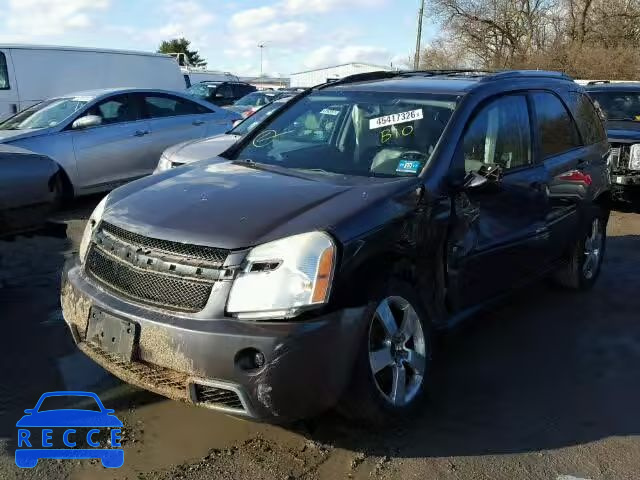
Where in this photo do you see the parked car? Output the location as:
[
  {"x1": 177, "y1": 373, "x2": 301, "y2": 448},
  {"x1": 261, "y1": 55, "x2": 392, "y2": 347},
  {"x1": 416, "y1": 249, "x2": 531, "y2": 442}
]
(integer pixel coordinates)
[
  {"x1": 0, "y1": 44, "x2": 185, "y2": 121},
  {"x1": 225, "y1": 90, "x2": 293, "y2": 119},
  {"x1": 62, "y1": 70, "x2": 610, "y2": 424},
  {"x1": 0, "y1": 145, "x2": 61, "y2": 233},
  {"x1": 155, "y1": 97, "x2": 293, "y2": 172},
  {"x1": 585, "y1": 82, "x2": 640, "y2": 203},
  {"x1": 0, "y1": 88, "x2": 240, "y2": 197},
  {"x1": 187, "y1": 81, "x2": 256, "y2": 107}
]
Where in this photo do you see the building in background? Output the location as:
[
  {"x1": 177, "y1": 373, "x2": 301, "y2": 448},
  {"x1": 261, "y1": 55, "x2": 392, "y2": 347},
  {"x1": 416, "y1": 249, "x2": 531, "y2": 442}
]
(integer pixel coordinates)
[
  {"x1": 241, "y1": 76, "x2": 290, "y2": 90},
  {"x1": 290, "y1": 63, "x2": 394, "y2": 88}
]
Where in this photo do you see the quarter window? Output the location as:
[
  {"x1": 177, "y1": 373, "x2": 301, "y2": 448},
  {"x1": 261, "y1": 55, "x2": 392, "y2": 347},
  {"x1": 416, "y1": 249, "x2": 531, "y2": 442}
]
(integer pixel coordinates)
[
  {"x1": 463, "y1": 95, "x2": 532, "y2": 173},
  {"x1": 532, "y1": 92, "x2": 582, "y2": 158},
  {"x1": 0, "y1": 52, "x2": 9, "y2": 90},
  {"x1": 571, "y1": 92, "x2": 607, "y2": 145},
  {"x1": 144, "y1": 95, "x2": 210, "y2": 118}
]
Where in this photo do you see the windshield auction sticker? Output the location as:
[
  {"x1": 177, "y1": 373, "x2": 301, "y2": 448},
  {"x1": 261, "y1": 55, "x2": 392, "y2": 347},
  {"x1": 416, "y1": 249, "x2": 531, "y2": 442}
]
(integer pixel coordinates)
[
  {"x1": 15, "y1": 391, "x2": 124, "y2": 469},
  {"x1": 369, "y1": 109, "x2": 423, "y2": 129}
]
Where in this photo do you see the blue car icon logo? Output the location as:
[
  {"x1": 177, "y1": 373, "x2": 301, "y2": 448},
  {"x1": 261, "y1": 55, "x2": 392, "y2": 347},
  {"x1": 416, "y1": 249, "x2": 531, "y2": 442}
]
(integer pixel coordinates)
[{"x1": 15, "y1": 391, "x2": 123, "y2": 468}]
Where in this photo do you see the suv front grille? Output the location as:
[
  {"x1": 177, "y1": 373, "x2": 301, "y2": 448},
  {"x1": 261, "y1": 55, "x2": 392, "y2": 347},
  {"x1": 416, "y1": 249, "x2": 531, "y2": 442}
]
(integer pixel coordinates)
[
  {"x1": 102, "y1": 222, "x2": 228, "y2": 266},
  {"x1": 86, "y1": 247, "x2": 213, "y2": 312},
  {"x1": 609, "y1": 144, "x2": 630, "y2": 170}
]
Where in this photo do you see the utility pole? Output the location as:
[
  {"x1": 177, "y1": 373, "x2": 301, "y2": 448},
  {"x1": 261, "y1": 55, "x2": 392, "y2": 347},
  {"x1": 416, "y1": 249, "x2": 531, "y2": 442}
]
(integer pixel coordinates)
[
  {"x1": 414, "y1": 0, "x2": 425, "y2": 69},
  {"x1": 258, "y1": 43, "x2": 266, "y2": 77}
]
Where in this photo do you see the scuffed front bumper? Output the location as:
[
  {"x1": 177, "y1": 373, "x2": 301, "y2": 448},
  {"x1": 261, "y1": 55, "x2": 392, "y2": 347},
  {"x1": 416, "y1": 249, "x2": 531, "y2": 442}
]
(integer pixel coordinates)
[{"x1": 61, "y1": 260, "x2": 366, "y2": 422}]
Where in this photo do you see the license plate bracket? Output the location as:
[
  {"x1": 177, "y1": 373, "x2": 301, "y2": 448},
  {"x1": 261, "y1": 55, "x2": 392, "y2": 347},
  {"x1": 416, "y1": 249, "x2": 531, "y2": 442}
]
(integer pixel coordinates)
[{"x1": 86, "y1": 307, "x2": 137, "y2": 362}]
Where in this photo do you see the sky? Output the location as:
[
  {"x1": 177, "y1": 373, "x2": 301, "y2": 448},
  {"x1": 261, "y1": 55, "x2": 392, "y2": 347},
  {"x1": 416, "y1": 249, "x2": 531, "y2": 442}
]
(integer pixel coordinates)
[{"x1": 0, "y1": 0, "x2": 438, "y2": 77}]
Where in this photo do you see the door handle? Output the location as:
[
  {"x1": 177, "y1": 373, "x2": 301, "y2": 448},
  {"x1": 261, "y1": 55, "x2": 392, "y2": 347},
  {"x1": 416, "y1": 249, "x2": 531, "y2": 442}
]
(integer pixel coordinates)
[
  {"x1": 134, "y1": 130, "x2": 149, "y2": 137},
  {"x1": 192, "y1": 120, "x2": 205, "y2": 126}
]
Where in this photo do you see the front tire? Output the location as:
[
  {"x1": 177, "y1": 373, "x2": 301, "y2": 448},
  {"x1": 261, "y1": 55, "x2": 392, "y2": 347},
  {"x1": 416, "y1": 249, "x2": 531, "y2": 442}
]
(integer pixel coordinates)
[
  {"x1": 553, "y1": 205, "x2": 608, "y2": 290},
  {"x1": 339, "y1": 279, "x2": 432, "y2": 426}
]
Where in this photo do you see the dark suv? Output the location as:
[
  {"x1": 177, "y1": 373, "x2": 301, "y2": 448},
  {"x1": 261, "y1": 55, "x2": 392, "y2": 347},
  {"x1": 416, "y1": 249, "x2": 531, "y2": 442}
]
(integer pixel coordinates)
[
  {"x1": 585, "y1": 81, "x2": 640, "y2": 203},
  {"x1": 62, "y1": 70, "x2": 610, "y2": 424},
  {"x1": 187, "y1": 81, "x2": 257, "y2": 106}
]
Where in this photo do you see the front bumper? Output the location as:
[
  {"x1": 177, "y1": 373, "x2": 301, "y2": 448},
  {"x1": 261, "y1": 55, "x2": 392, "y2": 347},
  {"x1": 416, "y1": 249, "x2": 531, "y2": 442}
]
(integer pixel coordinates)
[{"x1": 61, "y1": 260, "x2": 366, "y2": 422}]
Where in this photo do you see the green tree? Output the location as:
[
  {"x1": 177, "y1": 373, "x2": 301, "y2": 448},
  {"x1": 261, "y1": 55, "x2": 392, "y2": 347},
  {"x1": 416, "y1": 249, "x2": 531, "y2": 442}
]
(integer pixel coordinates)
[{"x1": 158, "y1": 38, "x2": 206, "y2": 67}]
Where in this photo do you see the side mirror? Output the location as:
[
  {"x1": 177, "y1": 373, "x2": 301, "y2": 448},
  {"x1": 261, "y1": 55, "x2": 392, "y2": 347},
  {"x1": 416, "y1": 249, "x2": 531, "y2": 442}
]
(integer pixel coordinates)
[
  {"x1": 72, "y1": 115, "x2": 102, "y2": 130},
  {"x1": 23, "y1": 409, "x2": 33, "y2": 414},
  {"x1": 463, "y1": 164, "x2": 503, "y2": 190}
]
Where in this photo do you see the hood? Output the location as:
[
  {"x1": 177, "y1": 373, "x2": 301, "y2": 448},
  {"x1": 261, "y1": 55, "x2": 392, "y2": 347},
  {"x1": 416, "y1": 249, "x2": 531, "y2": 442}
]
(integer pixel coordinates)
[
  {"x1": 606, "y1": 120, "x2": 640, "y2": 143},
  {"x1": 0, "y1": 128, "x2": 50, "y2": 143},
  {"x1": 104, "y1": 159, "x2": 413, "y2": 250},
  {"x1": 164, "y1": 134, "x2": 241, "y2": 164}
]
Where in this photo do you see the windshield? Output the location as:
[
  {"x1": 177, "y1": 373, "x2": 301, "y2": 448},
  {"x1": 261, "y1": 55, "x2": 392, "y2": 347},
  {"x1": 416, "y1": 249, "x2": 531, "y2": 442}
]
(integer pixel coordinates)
[
  {"x1": 0, "y1": 98, "x2": 89, "y2": 130},
  {"x1": 590, "y1": 91, "x2": 640, "y2": 121},
  {"x1": 227, "y1": 90, "x2": 457, "y2": 177},
  {"x1": 234, "y1": 92, "x2": 276, "y2": 107},
  {"x1": 187, "y1": 83, "x2": 221, "y2": 100},
  {"x1": 37, "y1": 395, "x2": 101, "y2": 412},
  {"x1": 230, "y1": 101, "x2": 287, "y2": 136}
]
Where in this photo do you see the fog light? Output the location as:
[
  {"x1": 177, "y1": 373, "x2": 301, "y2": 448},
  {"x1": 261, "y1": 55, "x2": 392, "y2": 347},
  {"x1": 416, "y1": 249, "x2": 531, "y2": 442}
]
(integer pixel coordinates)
[{"x1": 235, "y1": 348, "x2": 266, "y2": 371}]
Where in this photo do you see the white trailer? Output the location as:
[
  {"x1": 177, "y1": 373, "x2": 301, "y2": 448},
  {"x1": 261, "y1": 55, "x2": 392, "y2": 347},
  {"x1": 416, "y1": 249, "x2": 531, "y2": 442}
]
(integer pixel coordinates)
[{"x1": 0, "y1": 44, "x2": 185, "y2": 120}]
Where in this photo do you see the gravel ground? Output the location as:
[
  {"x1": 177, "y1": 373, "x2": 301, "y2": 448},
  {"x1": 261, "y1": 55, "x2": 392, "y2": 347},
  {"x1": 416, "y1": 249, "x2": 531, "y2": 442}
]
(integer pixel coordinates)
[{"x1": 0, "y1": 201, "x2": 638, "y2": 480}]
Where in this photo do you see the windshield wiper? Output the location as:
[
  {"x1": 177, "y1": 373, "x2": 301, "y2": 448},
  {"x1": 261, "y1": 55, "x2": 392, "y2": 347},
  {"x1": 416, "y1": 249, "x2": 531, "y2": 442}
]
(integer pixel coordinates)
[
  {"x1": 292, "y1": 168, "x2": 342, "y2": 175},
  {"x1": 608, "y1": 117, "x2": 638, "y2": 122}
]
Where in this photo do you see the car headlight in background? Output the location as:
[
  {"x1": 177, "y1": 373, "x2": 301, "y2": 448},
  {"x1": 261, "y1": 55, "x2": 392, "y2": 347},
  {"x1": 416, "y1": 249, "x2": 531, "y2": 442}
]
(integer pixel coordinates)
[
  {"x1": 630, "y1": 144, "x2": 640, "y2": 170},
  {"x1": 227, "y1": 231, "x2": 336, "y2": 320},
  {"x1": 154, "y1": 154, "x2": 173, "y2": 174},
  {"x1": 79, "y1": 195, "x2": 109, "y2": 263}
]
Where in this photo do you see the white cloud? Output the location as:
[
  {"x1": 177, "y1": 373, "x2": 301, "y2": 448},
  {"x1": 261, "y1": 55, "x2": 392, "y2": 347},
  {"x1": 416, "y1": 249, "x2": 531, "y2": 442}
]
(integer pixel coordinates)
[
  {"x1": 282, "y1": 0, "x2": 386, "y2": 15},
  {"x1": 4, "y1": 0, "x2": 110, "y2": 37},
  {"x1": 304, "y1": 44, "x2": 392, "y2": 69},
  {"x1": 230, "y1": 6, "x2": 278, "y2": 29}
]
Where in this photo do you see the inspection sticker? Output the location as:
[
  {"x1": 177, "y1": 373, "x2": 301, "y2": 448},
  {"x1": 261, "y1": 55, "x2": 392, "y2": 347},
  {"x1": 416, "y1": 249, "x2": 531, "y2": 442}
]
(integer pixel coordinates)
[
  {"x1": 396, "y1": 160, "x2": 422, "y2": 174},
  {"x1": 320, "y1": 108, "x2": 340, "y2": 116},
  {"x1": 369, "y1": 109, "x2": 423, "y2": 130}
]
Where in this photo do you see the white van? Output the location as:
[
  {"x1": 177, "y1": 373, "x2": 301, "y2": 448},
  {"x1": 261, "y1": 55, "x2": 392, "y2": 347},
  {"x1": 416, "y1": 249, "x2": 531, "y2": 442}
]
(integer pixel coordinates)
[
  {"x1": 181, "y1": 67, "x2": 239, "y2": 87},
  {"x1": 0, "y1": 44, "x2": 185, "y2": 120}
]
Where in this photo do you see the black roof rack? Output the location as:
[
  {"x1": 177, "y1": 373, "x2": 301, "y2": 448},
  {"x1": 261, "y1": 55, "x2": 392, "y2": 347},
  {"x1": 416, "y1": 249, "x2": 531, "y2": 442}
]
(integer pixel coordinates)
[
  {"x1": 586, "y1": 80, "x2": 611, "y2": 85},
  {"x1": 314, "y1": 69, "x2": 573, "y2": 90}
]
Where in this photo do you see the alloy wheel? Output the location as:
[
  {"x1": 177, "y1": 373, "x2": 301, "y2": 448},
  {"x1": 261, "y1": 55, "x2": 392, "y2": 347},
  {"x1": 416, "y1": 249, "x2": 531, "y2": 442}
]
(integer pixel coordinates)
[
  {"x1": 583, "y1": 218, "x2": 604, "y2": 280},
  {"x1": 368, "y1": 296, "x2": 428, "y2": 407}
]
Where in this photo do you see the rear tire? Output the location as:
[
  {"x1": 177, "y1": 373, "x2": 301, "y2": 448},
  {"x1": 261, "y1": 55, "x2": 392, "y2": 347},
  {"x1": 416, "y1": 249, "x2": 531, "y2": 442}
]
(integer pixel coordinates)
[
  {"x1": 339, "y1": 279, "x2": 432, "y2": 426},
  {"x1": 553, "y1": 205, "x2": 608, "y2": 290}
]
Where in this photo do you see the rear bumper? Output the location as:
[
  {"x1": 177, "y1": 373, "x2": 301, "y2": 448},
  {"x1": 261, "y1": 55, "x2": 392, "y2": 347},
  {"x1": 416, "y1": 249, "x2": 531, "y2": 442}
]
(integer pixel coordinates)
[{"x1": 61, "y1": 260, "x2": 366, "y2": 422}]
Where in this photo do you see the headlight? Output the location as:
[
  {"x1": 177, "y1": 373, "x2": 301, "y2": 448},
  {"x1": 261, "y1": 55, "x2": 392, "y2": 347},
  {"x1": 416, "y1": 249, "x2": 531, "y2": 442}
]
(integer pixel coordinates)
[
  {"x1": 630, "y1": 144, "x2": 640, "y2": 170},
  {"x1": 79, "y1": 195, "x2": 109, "y2": 263},
  {"x1": 154, "y1": 154, "x2": 173, "y2": 174},
  {"x1": 227, "y1": 231, "x2": 336, "y2": 320}
]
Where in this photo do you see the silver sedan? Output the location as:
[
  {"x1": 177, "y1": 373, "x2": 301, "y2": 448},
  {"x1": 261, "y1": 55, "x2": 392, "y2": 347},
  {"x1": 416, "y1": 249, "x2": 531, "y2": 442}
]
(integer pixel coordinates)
[{"x1": 0, "y1": 88, "x2": 240, "y2": 197}]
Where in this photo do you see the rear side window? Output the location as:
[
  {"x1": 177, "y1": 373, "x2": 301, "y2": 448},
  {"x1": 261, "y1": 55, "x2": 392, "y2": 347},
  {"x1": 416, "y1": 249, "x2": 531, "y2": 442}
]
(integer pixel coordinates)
[
  {"x1": 571, "y1": 92, "x2": 607, "y2": 144},
  {"x1": 0, "y1": 52, "x2": 9, "y2": 90},
  {"x1": 217, "y1": 84, "x2": 234, "y2": 99},
  {"x1": 144, "y1": 94, "x2": 210, "y2": 118},
  {"x1": 463, "y1": 95, "x2": 532, "y2": 172},
  {"x1": 532, "y1": 92, "x2": 582, "y2": 158}
]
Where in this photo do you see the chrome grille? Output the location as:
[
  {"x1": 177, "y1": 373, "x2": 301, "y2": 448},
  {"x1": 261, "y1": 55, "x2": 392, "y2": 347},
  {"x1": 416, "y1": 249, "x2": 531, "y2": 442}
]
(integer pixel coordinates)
[
  {"x1": 102, "y1": 222, "x2": 228, "y2": 266},
  {"x1": 86, "y1": 247, "x2": 212, "y2": 312},
  {"x1": 193, "y1": 383, "x2": 245, "y2": 412},
  {"x1": 609, "y1": 144, "x2": 629, "y2": 170}
]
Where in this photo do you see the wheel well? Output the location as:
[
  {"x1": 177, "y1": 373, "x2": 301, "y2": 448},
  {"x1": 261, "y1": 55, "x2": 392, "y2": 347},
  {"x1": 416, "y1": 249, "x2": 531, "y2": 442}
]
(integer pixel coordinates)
[{"x1": 49, "y1": 165, "x2": 74, "y2": 198}]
